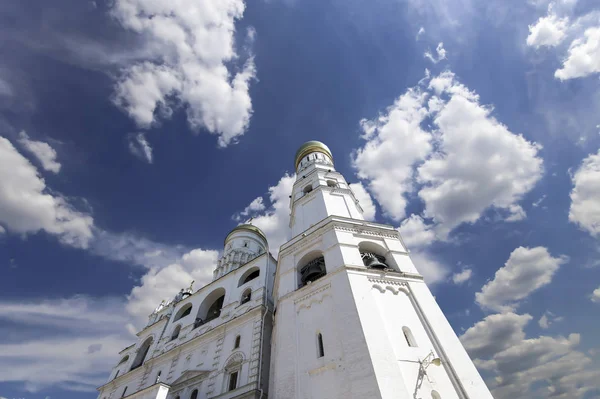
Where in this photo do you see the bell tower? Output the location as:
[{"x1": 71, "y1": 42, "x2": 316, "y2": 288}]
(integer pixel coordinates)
[{"x1": 268, "y1": 141, "x2": 493, "y2": 399}]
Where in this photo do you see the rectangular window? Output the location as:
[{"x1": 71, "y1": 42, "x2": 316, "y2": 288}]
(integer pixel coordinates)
[
  {"x1": 317, "y1": 333, "x2": 325, "y2": 358},
  {"x1": 228, "y1": 371, "x2": 238, "y2": 391}
]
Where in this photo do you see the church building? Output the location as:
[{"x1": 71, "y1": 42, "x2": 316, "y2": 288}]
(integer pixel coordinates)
[{"x1": 96, "y1": 141, "x2": 493, "y2": 399}]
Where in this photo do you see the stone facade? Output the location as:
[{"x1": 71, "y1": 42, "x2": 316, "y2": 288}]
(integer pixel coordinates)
[{"x1": 97, "y1": 141, "x2": 492, "y2": 399}]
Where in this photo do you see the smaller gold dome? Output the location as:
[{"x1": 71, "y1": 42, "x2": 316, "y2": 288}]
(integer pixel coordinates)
[
  {"x1": 224, "y1": 224, "x2": 268, "y2": 246},
  {"x1": 294, "y1": 141, "x2": 333, "y2": 170}
]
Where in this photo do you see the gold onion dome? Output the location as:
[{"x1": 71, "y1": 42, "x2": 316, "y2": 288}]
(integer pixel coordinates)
[
  {"x1": 224, "y1": 224, "x2": 268, "y2": 246},
  {"x1": 294, "y1": 141, "x2": 333, "y2": 170}
]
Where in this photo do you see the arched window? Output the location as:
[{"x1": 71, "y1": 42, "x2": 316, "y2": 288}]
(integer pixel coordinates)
[
  {"x1": 117, "y1": 355, "x2": 129, "y2": 365},
  {"x1": 195, "y1": 288, "x2": 226, "y2": 328},
  {"x1": 358, "y1": 242, "x2": 395, "y2": 270},
  {"x1": 190, "y1": 389, "x2": 198, "y2": 399},
  {"x1": 121, "y1": 386, "x2": 128, "y2": 397},
  {"x1": 241, "y1": 289, "x2": 251, "y2": 305},
  {"x1": 174, "y1": 303, "x2": 193, "y2": 321},
  {"x1": 303, "y1": 185, "x2": 313, "y2": 195},
  {"x1": 234, "y1": 335, "x2": 241, "y2": 349},
  {"x1": 403, "y1": 326, "x2": 417, "y2": 347},
  {"x1": 155, "y1": 370, "x2": 161, "y2": 383},
  {"x1": 326, "y1": 180, "x2": 337, "y2": 188},
  {"x1": 171, "y1": 325, "x2": 181, "y2": 341},
  {"x1": 317, "y1": 333, "x2": 325, "y2": 358},
  {"x1": 239, "y1": 267, "x2": 260, "y2": 286},
  {"x1": 175, "y1": 396, "x2": 180, "y2": 399},
  {"x1": 299, "y1": 254, "x2": 326, "y2": 287},
  {"x1": 130, "y1": 336, "x2": 153, "y2": 370},
  {"x1": 228, "y1": 371, "x2": 239, "y2": 391},
  {"x1": 431, "y1": 390, "x2": 441, "y2": 399}
]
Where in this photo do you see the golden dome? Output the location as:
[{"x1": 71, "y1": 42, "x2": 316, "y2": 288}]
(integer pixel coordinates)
[
  {"x1": 224, "y1": 224, "x2": 268, "y2": 246},
  {"x1": 294, "y1": 141, "x2": 333, "y2": 170}
]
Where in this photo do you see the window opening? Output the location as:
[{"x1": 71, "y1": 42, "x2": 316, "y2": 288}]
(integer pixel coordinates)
[
  {"x1": 303, "y1": 185, "x2": 313, "y2": 195},
  {"x1": 360, "y1": 252, "x2": 388, "y2": 270},
  {"x1": 121, "y1": 386, "x2": 128, "y2": 397},
  {"x1": 117, "y1": 355, "x2": 129, "y2": 365},
  {"x1": 234, "y1": 335, "x2": 241, "y2": 349},
  {"x1": 130, "y1": 337, "x2": 153, "y2": 370},
  {"x1": 317, "y1": 333, "x2": 325, "y2": 358},
  {"x1": 228, "y1": 371, "x2": 239, "y2": 391},
  {"x1": 326, "y1": 180, "x2": 337, "y2": 188},
  {"x1": 431, "y1": 391, "x2": 441, "y2": 399},
  {"x1": 403, "y1": 326, "x2": 417, "y2": 347},
  {"x1": 190, "y1": 389, "x2": 198, "y2": 399},
  {"x1": 241, "y1": 289, "x2": 251, "y2": 305},
  {"x1": 241, "y1": 269, "x2": 260, "y2": 285},
  {"x1": 174, "y1": 303, "x2": 192, "y2": 321},
  {"x1": 300, "y1": 256, "x2": 326, "y2": 287},
  {"x1": 113, "y1": 369, "x2": 120, "y2": 380},
  {"x1": 171, "y1": 325, "x2": 181, "y2": 341},
  {"x1": 155, "y1": 370, "x2": 161, "y2": 383}
]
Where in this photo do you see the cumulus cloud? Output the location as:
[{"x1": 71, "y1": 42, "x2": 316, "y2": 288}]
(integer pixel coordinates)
[
  {"x1": 398, "y1": 214, "x2": 437, "y2": 250},
  {"x1": 127, "y1": 132, "x2": 153, "y2": 163},
  {"x1": 475, "y1": 246, "x2": 568, "y2": 312},
  {"x1": 0, "y1": 296, "x2": 133, "y2": 393},
  {"x1": 527, "y1": 13, "x2": 569, "y2": 48},
  {"x1": 569, "y1": 150, "x2": 600, "y2": 237},
  {"x1": 17, "y1": 131, "x2": 61, "y2": 173},
  {"x1": 232, "y1": 174, "x2": 295, "y2": 256},
  {"x1": 461, "y1": 312, "x2": 599, "y2": 399},
  {"x1": 591, "y1": 286, "x2": 600, "y2": 303},
  {"x1": 424, "y1": 42, "x2": 447, "y2": 63},
  {"x1": 408, "y1": 251, "x2": 450, "y2": 285},
  {"x1": 354, "y1": 71, "x2": 543, "y2": 239},
  {"x1": 555, "y1": 26, "x2": 600, "y2": 80},
  {"x1": 111, "y1": 0, "x2": 256, "y2": 147},
  {"x1": 452, "y1": 268, "x2": 472, "y2": 284},
  {"x1": 232, "y1": 196, "x2": 266, "y2": 222},
  {"x1": 349, "y1": 182, "x2": 376, "y2": 221},
  {"x1": 126, "y1": 248, "x2": 219, "y2": 324},
  {"x1": 538, "y1": 311, "x2": 564, "y2": 329},
  {"x1": 0, "y1": 137, "x2": 93, "y2": 248}
]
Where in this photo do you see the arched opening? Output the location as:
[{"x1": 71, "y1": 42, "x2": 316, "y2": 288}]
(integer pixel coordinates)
[
  {"x1": 121, "y1": 386, "x2": 128, "y2": 397},
  {"x1": 238, "y1": 267, "x2": 260, "y2": 286},
  {"x1": 359, "y1": 242, "x2": 395, "y2": 270},
  {"x1": 190, "y1": 389, "x2": 198, "y2": 399},
  {"x1": 171, "y1": 325, "x2": 181, "y2": 341},
  {"x1": 431, "y1": 390, "x2": 441, "y2": 399},
  {"x1": 117, "y1": 355, "x2": 129, "y2": 365},
  {"x1": 240, "y1": 289, "x2": 251, "y2": 305},
  {"x1": 317, "y1": 332, "x2": 325, "y2": 358},
  {"x1": 234, "y1": 335, "x2": 241, "y2": 349},
  {"x1": 298, "y1": 252, "x2": 326, "y2": 288},
  {"x1": 326, "y1": 179, "x2": 338, "y2": 188},
  {"x1": 303, "y1": 184, "x2": 313, "y2": 195},
  {"x1": 195, "y1": 288, "x2": 226, "y2": 329},
  {"x1": 403, "y1": 326, "x2": 417, "y2": 347},
  {"x1": 130, "y1": 336, "x2": 153, "y2": 370},
  {"x1": 228, "y1": 371, "x2": 239, "y2": 391},
  {"x1": 155, "y1": 370, "x2": 161, "y2": 383},
  {"x1": 174, "y1": 303, "x2": 192, "y2": 321}
]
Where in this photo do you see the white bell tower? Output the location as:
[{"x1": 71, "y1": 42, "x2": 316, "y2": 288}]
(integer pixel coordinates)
[{"x1": 269, "y1": 141, "x2": 493, "y2": 399}]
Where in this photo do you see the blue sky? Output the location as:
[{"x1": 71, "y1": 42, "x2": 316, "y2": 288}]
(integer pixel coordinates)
[{"x1": 1, "y1": 0, "x2": 600, "y2": 398}]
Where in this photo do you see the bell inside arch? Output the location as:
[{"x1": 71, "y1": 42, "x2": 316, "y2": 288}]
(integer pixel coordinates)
[
  {"x1": 361, "y1": 252, "x2": 388, "y2": 270},
  {"x1": 300, "y1": 256, "x2": 326, "y2": 285}
]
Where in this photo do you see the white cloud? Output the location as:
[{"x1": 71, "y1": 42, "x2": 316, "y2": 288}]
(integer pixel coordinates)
[
  {"x1": 569, "y1": 150, "x2": 600, "y2": 237},
  {"x1": 349, "y1": 182, "x2": 376, "y2": 221},
  {"x1": 353, "y1": 88, "x2": 432, "y2": 221},
  {"x1": 452, "y1": 268, "x2": 472, "y2": 284},
  {"x1": 409, "y1": 251, "x2": 449, "y2": 285},
  {"x1": 398, "y1": 214, "x2": 437, "y2": 250},
  {"x1": 233, "y1": 174, "x2": 295, "y2": 256},
  {"x1": 461, "y1": 311, "x2": 599, "y2": 399},
  {"x1": 17, "y1": 131, "x2": 61, "y2": 173},
  {"x1": 417, "y1": 72, "x2": 543, "y2": 238},
  {"x1": 126, "y1": 248, "x2": 219, "y2": 324},
  {"x1": 111, "y1": 0, "x2": 256, "y2": 147},
  {"x1": 539, "y1": 311, "x2": 564, "y2": 329},
  {"x1": 354, "y1": 71, "x2": 542, "y2": 239},
  {"x1": 424, "y1": 42, "x2": 447, "y2": 63},
  {"x1": 0, "y1": 296, "x2": 133, "y2": 393},
  {"x1": 591, "y1": 286, "x2": 600, "y2": 303},
  {"x1": 555, "y1": 26, "x2": 600, "y2": 80},
  {"x1": 232, "y1": 196, "x2": 266, "y2": 222},
  {"x1": 128, "y1": 132, "x2": 153, "y2": 163},
  {"x1": 0, "y1": 137, "x2": 93, "y2": 248},
  {"x1": 475, "y1": 246, "x2": 568, "y2": 312},
  {"x1": 527, "y1": 13, "x2": 569, "y2": 48},
  {"x1": 416, "y1": 26, "x2": 425, "y2": 40}
]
